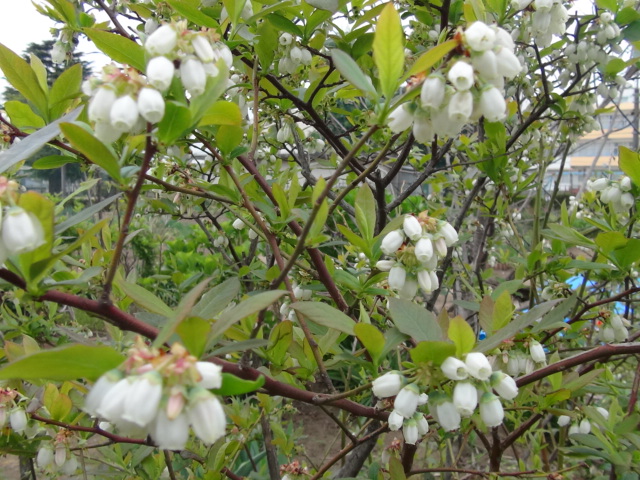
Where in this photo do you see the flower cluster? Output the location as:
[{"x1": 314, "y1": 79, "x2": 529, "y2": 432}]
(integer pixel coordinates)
[
  {"x1": 278, "y1": 33, "x2": 313, "y2": 75},
  {"x1": 36, "y1": 430, "x2": 79, "y2": 475},
  {"x1": 598, "y1": 310, "x2": 630, "y2": 343},
  {"x1": 587, "y1": 176, "x2": 635, "y2": 213},
  {"x1": 435, "y1": 353, "x2": 519, "y2": 430},
  {"x1": 389, "y1": 21, "x2": 521, "y2": 141},
  {"x1": 377, "y1": 213, "x2": 458, "y2": 298},
  {"x1": 84, "y1": 339, "x2": 226, "y2": 450},
  {"x1": 516, "y1": 0, "x2": 569, "y2": 48},
  {"x1": 85, "y1": 22, "x2": 232, "y2": 144},
  {"x1": 372, "y1": 372, "x2": 429, "y2": 445}
]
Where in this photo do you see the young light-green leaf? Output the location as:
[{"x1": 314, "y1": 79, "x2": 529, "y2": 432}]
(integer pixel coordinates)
[
  {"x1": 372, "y1": 3, "x2": 404, "y2": 99},
  {"x1": 84, "y1": 28, "x2": 146, "y2": 72},
  {"x1": 355, "y1": 182, "x2": 376, "y2": 241},
  {"x1": 448, "y1": 316, "x2": 476, "y2": 357},
  {"x1": 619, "y1": 146, "x2": 640, "y2": 186},
  {"x1": 291, "y1": 301, "x2": 356, "y2": 335},
  {"x1": 59, "y1": 122, "x2": 122, "y2": 181},
  {"x1": 0, "y1": 43, "x2": 48, "y2": 117},
  {"x1": 354, "y1": 323, "x2": 385, "y2": 362},
  {"x1": 330, "y1": 49, "x2": 377, "y2": 98},
  {"x1": 405, "y1": 39, "x2": 458, "y2": 78}
]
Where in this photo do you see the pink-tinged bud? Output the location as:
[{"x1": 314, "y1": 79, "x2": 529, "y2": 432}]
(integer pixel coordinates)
[
  {"x1": 495, "y1": 46, "x2": 522, "y2": 79},
  {"x1": 147, "y1": 56, "x2": 175, "y2": 91},
  {"x1": 479, "y1": 87, "x2": 506, "y2": 122},
  {"x1": 151, "y1": 409, "x2": 189, "y2": 450},
  {"x1": 490, "y1": 372, "x2": 519, "y2": 400},
  {"x1": 394, "y1": 384, "x2": 420, "y2": 418},
  {"x1": 464, "y1": 22, "x2": 496, "y2": 52},
  {"x1": 381, "y1": 230, "x2": 405, "y2": 255},
  {"x1": 388, "y1": 410, "x2": 404, "y2": 431},
  {"x1": 403, "y1": 215, "x2": 423, "y2": 241},
  {"x1": 403, "y1": 419, "x2": 419, "y2": 444},
  {"x1": 447, "y1": 61, "x2": 475, "y2": 91},
  {"x1": 196, "y1": 361, "x2": 223, "y2": 389},
  {"x1": 480, "y1": 392, "x2": 504, "y2": 427},
  {"x1": 88, "y1": 87, "x2": 116, "y2": 123},
  {"x1": 442, "y1": 357, "x2": 468, "y2": 380},
  {"x1": 181, "y1": 58, "x2": 207, "y2": 97},
  {"x1": 388, "y1": 265, "x2": 407, "y2": 290},
  {"x1": 529, "y1": 340, "x2": 546, "y2": 363},
  {"x1": 145, "y1": 24, "x2": 178, "y2": 56},
  {"x1": 448, "y1": 90, "x2": 473, "y2": 122},
  {"x1": 417, "y1": 269, "x2": 432, "y2": 294},
  {"x1": 110, "y1": 95, "x2": 139, "y2": 131},
  {"x1": 415, "y1": 237, "x2": 434, "y2": 263},
  {"x1": 465, "y1": 352, "x2": 493, "y2": 380},
  {"x1": 187, "y1": 387, "x2": 226, "y2": 444},
  {"x1": 2, "y1": 207, "x2": 44, "y2": 255},
  {"x1": 372, "y1": 371, "x2": 404, "y2": 398},
  {"x1": 453, "y1": 382, "x2": 478, "y2": 417},
  {"x1": 122, "y1": 371, "x2": 163, "y2": 427},
  {"x1": 387, "y1": 105, "x2": 414, "y2": 133},
  {"x1": 420, "y1": 75, "x2": 445, "y2": 108},
  {"x1": 137, "y1": 88, "x2": 166, "y2": 123},
  {"x1": 192, "y1": 35, "x2": 215, "y2": 63}
]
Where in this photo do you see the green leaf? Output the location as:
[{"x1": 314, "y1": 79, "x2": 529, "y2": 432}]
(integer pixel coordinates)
[
  {"x1": 307, "y1": 199, "x2": 328, "y2": 242},
  {"x1": 355, "y1": 183, "x2": 376, "y2": 241},
  {"x1": 3, "y1": 101, "x2": 45, "y2": 129},
  {"x1": 448, "y1": 316, "x2": 476, "y2": 357},
  {"x1": 0, "y1": 345, "x2": 124, "y2": 381},
  {"x1": 405, "y1": 39, "x2": 458, "y2": 78},
  {"x1": 267, "y1": 320, "x2": 293, "y2": 365},
  {"x1": 32, "y1": 155, "x2": 80, "y2": 170},
  {"x1": 372, "y1": 3, "x2": 404, "y2": 98},
  {"x1": 596, "y1": 0, "x2": 618, "y2": 12},
  {"x1": 354, "y1": 323, "x2": 385, "y2": 362},
  {"x1": 55, "y1": 193, "x2": 122, "y2": 234},
  {"x1": 217, "y1": 125, "x2": 244, "y2": 156},
  {"x1": 166, "y1": 0, "x2": 218, "y2": 28},
  {"x1": 212, "y1": 290, "x2": 288, "y2": 337},
  {"x1": 0, "y1": 43, "x2": 48, "y2": 117},
  {"x1": 117, "y1": 279, "x2": 173, "y2": 317},
  {"x1": 388, "y1": 298, "x2": 442, "y2": 342},
  {"x1": 59, "y1": 122, "x2": 122, "y2": 181},
  {"x1": 84, "y1": 28, "x2": 146, "y2": 72},
  {"x1": 158, "y1": 102, "x2": 192, "y2": 144},
  {"x1": 192, "y1": 277, "x2": 241, "y2": 319},
  {"x1": 410, "y1": 341, "x2": 456, "y2": 366},
  {"x1": 388, "y1": 457, "x2": 406, "y2": 480},
  {"x1": 49, "y1": 63, "x2": 83, "y2": 119},
  {"x1": 478, "y1": 296, "x2": 494, "y2": 334},
  {"x1": 213, "y1": 372, "x2": 265, "y2": 396},
  {"x1": 198, "y1": 100, "x2": 243, "y2": 126},
  {"x1": 210, "y1": 339, "x2": 269, "y2": 356},
  {"x1": 544, "y1": 224, "x2": 594, "y2": 248},
  {"x1": 475, "y1": 300, "x2": 561, "y2": 353},
  {"x1": 176, "y1": 317, "x2": 211, "y2": 358},
  {"x1": 0, "y1": 107, "x2": 81, "y2": 175},
  {"x1": 493, "y1": 290, "x2": 513, "y2": 331},
  {"x1": 619, "y1": 146, "x2": 640, "y2": 186},
  {"x1": 291, "y1": 301, "x2": 356, "y2": 335},
  {"x1": 266, "y1": 13, "x2": 304, "y2": 38},
  {"x1": 330, "y1": 49, "x2": 377, "y2": 97},
  {"x1": 531, "y1": 295, "x2": 577, "y2": 333}
]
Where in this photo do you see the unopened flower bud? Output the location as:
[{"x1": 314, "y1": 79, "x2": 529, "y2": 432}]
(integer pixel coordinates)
[
  {"x1": 465, "y1": 352, "x2": 493, "y2": 381},
  {"x1": 192, "y1": 35, "x2": 215, "y2": 63},
  {"x1": 557, "y1": 415, "x2": 571, "y2": 426},
  {"x1": 420, "y1": 75, "x2": 445, "y2": 108},
  {"x1": 381, "y1": 230, "x2": 405, "y2": 255},
  {"x1": 372, "y1": 371, "x2": 404, "y2": 398},
  {"x1": 464, "y1": 21, "x2": 496, "y2": 52},
  {"x1": 403, "y1": 215, "x2": 423, "y2": 241},
  {"x1": 145, "y1": 24, "x2": 178, "y2": 56},
  {"x1": 2, "y1": 208, "x2": 44, "y2": 255}
]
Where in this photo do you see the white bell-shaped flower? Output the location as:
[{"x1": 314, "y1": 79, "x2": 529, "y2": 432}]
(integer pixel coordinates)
[
  {"x1": 479, "y1": 392, "x2": 504, "y2": 427},
  {"x1": 417, "y1": 269, "x2": 433, "y2": 294},
  {"x1": 620, "y1": 176, "x2": 632, "y2": 191},
  {"x1": 381, "y1": 229, "x2": 405, "y2": 255},
  {"x1": 441, "y1": 357, "x2": 469, "y2": 380},
  {"x1": 415, "y1": 413, "x2": 429, "y2": 435},
  {"x1": 464, "y1": 22, "x2": 496, "y2": 52},
  {"x1": 413, "y1": 114, "x2": 434, "y2": 143},
  {"x1": 420, "y1": 75, "x2": 446, "y2": 108},
  {"x1": 557, "y1": 415, "x2": 571, "y2": 427},
  {"x1": 122, "y1": 371, "x2": 163, "y2": 427},
  {"x1": 429, "y1": 270, "x2": 440, "y2": 290},
  {"x1": 372, "y1": 371, "x2": 404, "y2": 398},
  {"x1": 187, "y1": 387, "x2": 226, "y2": 444},
  {"x1": 37, "y1": 446, "x2": 54, "y2": 468},
  {"x1": 151, "y1": 409, "x2": 190, "y2": 450},
  {"x1": 447, "y1": 61, "x2": 475, "y2": 91},
  {"x1": 394, "y1": 384, "x2": 420, "y2": 418},
  {"x1": 415, "y1": 237, "x2": 434, "y2": 263},
  {"x1": 137, "y1": 88, "x2": 166, "y2": 123},
  {"x1": 465, "y1": 352, "x2": 493, "y2": 381},
  {"x1": 398, "y1": 278, "x2": 418, "y2": 300},
  {"x1": 479, "y1": 86, "x2": 506, "y2": 122},
  {"x1": 448, "y1": 90, "x2": 473, "y2": 123},
  {"x1": 2, "y1": 208, "x2": 45, "y2": 255},
  {"x1": 453, "y1": 382, "x2": 478, "y2": 417},
  {"x1": 110, "y1": 95, "x2": 139, "y2": 131},
  {"x1": 9, "y1": 408, "x2": 27, "y2": 433},
  {"x1": 472, "y1": 50, "x2": 499, "y2": 80},
  {"x1": 439, "y1": 222, "x2": 459, "y2": 246},
  {"x1": 94, "y1": 121, "x2": 122, "y2": 144},
  {"x1": 375, "y1": 260, "x2": 396, "y2": 271},
  {"x1": 147, "y1": 56, "x2": 176, "y2": 91},
  {"x1": 192, "y1": 35, "x2": 215, "y2": 63},
  {"x1": 388, "y1": 265, "x2": 407, "y2": 290},
  {"x1": 432, "y1": 396, "x2": 461, "y2": 431},
  {"x1": 196, "y1": 361, "x2": 223, "y2": 389},
  {"x1": 403, "y1": 419, "x2": 419, "y2": 444},
  {"x1": 388, "y1": 410, "x2": 404, "y2": 431},
  {"x1": 88, "y1": 87, "x2": 117, "y2": 123},
  {"x1": 403, "y1": 215, "x2": 423, "y2": 241},
  {"x1": 578, "y1": 418, "x2": 591, "y2": 434},
  {"x1": 145, "y1": 24, "x2": 178, "y2": 56},
  {"x1": 490, "y1": 372, "x2": 519, "y2": 400},
  {"x1": 181, "y1": 58, "x2": 207, "y2": 97},
  {"x1": 84, "y1": 370, "x2": 123, "y2": 416},
  {"x1": 388, "y1": 105, "x2": 414, "y2": 132},
  {"x1": 495, "y1": 46, "x2": 522, "y2": 79},
  {"x1": 529, "y1": 340, "x2": 546, "y2": 363}
]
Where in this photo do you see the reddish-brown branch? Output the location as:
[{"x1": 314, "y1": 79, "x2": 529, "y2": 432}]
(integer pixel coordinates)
[
  {"x1": 222, "y1": 468, "x2": 244, "y2": 480},
  {"x1": 30, "y1": 413, "x2": 151, "y2": 445}
]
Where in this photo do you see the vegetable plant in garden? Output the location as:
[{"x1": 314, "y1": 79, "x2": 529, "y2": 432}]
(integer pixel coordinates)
[{"x1": 1, "y1": 0, "x2": 640, "y2": 478}]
